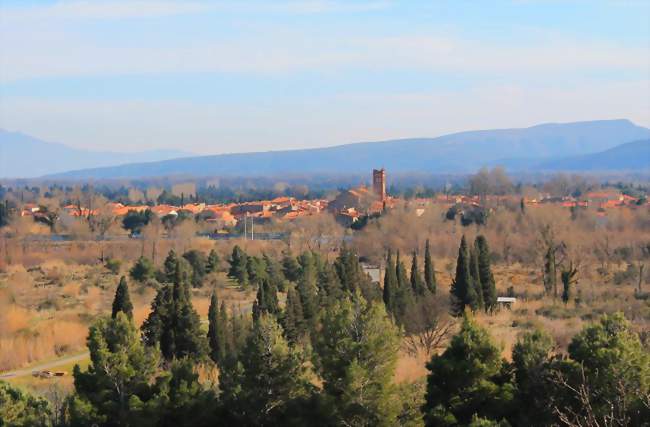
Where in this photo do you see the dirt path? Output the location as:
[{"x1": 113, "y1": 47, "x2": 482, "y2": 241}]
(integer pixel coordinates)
[{"x1": 0, "y1": 352, "x2": 89, "y2": 380}]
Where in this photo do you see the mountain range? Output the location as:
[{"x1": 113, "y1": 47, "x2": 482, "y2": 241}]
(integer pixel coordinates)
[
  {"x1": 0, "y1": 130, "x2": 192, "y2": 178},
  {"x1": 1, "y1": 119, "x2": 649, "y2": 179}
]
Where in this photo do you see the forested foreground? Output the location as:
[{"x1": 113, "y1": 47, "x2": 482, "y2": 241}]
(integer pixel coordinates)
[{"x1": 2, "y1": 242, "x2": 649, "y2": 427}]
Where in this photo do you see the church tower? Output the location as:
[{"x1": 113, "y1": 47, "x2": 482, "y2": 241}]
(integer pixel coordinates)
[{"x1": 372, "y1": 168, "x2": 386, "y2": 201}]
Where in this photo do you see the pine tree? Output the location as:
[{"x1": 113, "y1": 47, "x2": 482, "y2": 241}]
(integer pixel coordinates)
[
  {"x1": 206, "y1": 249, "x2": 220, "y2": 273},
  {"x1": 424, "y1": 239, "x2": 437, "y2": 294},
  {"x1": 469, "y1": 245, "x2": 484, "y2": 310},
  {"x1": 221, "y1": 314, "x2": 311, "y2": 425},
  {"x1": 475, "y1": 235, "x2": 497, "y2": 312},
  {"x1": 71, "y1": 313, "x2": 160, "y2": 426},
  {"x1": 130, "y1": 256, "x2": 155, "y2": 282},
  {"x1": 450, "y1": 235, "x2": 479, "y2": 315},
  {"x1": 315, "y1": 295, "x2": 402, "y2": 426},
  {"x1": 111, "y1": 276, "x2": 133, "y2": 320},
  {"x1": 410, "y1": 251, "x2": 426, "y2": 296},
  {"x1": 228, "y1": 245, "x2": 249, "y2": 288},
  {"x1": 424, "y1": 314, "x2": 513, "y2": 425},
  {"x1": 282, "y1": 285, "x2": 305, "y2": 344},
  {"x1": 383, "y1": 250, "x2": 398, "y2": 313}
]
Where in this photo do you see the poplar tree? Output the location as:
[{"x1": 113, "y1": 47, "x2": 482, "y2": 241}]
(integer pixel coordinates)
[
  {"x1": 383, "y1": 250, "x2": 398, "y2": 313},
  {"x1": 410, "y1": 251, "x2": 426, "y2": 296},
  {"x1": 111, "y1": 276, "x2": 133, "y2": 320},
  {"x1": 476, "y1": 235, "x2": 497, "y2": 312},
  {"x1": 424, "y1": 239, "x2": 437, "y2": 294}
]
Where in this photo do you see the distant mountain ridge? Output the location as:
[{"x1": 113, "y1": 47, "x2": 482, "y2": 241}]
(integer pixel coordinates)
[
  {"x1": 44, "y1": 119, "x2": 650, "y2": 180},
  {"x1": 535, "y1": 139, "x2": 650, "y2": 171},
  {"x1": 0, "y1": 130, "x2": 192, "y2": 178}
]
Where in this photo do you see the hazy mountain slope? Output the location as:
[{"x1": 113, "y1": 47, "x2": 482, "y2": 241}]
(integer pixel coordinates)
[
  {"x1": 46, "y1": 119, "x2": 650, "y2": 179},
  {"x1": 534, "y1": 139, "x2": 650, "y2": 171},
  {"x1": 0, "y1": 130, "x2": 192, "y2": 178}
]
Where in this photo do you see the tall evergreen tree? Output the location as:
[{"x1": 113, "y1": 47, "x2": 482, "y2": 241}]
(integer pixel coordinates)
[
  {"x1": 396, "y1": 251, "x2": 409, "y2": 290},
  {"x1": 264, "y1": 253, "x2": 287, "y2": 292},
  {"x1": 141, "y1": 262, "x2": 208, "y2": 361},
  {"x1": 296, "y1": 252, "x2": 318, "y2": 325},
  {"x1": 410, "y1": 251, "x2": 426, "y2": 296},
  {"x1": 227, "y1": 245, "x2": 249, "y2": 287},
  {"x1": 252, "y1": 279, "x2": 280, "y2": 322},
  {"x1": 163, "y1": 249, "x2": 179, "y2": 282},
  {"x1": 111, "y1": 276, "x2": 133, "y2": 320},
  {"x1": 383, "y1": 250, "x2": 398, "y2": 313},
  {"x1": 206, "y1": 249, "x2": 220, "y2": 273},
  {"x1": 282, "y1": 285, "x2": 306, "y2": 344},
  {"x1": 221, "y1": 315, "x2": 312, "y2": 425},
  {"x1": 317, "y1": 260, "x2": 344, "y2": 306},
  {"x1": 424, "y1": 239, "x2": 437, "y2": 294},
  {"x1": 282, "y1": 252, "x2": 302, "y2": 282},
  {"x1": 469, "y1": 245, "x2": 484, "y2": 310},
  {"x1": 475, "y1": 235, "x2": 497, "y2": 312},
  {"x1": 69, "y1": 313, "x2": 160, "y2": 426},
  {"x1": 450, "y1": 236, "x2": 479, "y2": 315},
  {"x1": 207, "y1": 291, "x2": 227, "y2": 365},
  {"x1": 315, "y1": 295, "x2": 402, "y2": 426},
  {"x1": 424, "y1": 314, "x2": 514, "y2": 426}
]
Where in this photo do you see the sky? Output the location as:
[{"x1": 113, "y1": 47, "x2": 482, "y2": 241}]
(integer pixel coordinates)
[{"x1": 0, "y1": 0, "x2": 649, "y2": 155}]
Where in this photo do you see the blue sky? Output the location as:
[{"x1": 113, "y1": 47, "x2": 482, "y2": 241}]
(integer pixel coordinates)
[{"x1": 1, "y1": 0, "x2": 648, "y2": 154}]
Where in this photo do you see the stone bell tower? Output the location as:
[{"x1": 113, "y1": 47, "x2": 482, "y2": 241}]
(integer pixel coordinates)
[{"x1": 372, "y1": 168, "x2": 386, "y2": 201}]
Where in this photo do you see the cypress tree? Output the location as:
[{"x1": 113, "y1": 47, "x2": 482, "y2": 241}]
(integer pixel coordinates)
[
  {"x1": 207, "y1": 291, "x2": 227, "y2": 364},
  {"x1": 111, "y1": 276, "x2": 133, "y2": 320},
  {"x1": 450, "y1": 235, "x2": 479, "y2": 316},
  {"x1": 296, "y1": 252, "x2": 318, "y2": 326},
  {"x1": 395, "y1": 251, "x2": 409, "y2": 290},
  {"x1": 282, "y1": 252, "x2": 302, "y2": 282},
  {"x1": 469, "y1": 245, "x2": 484, "y2": 310},
  {"x1": 253, "y1": 279, "x2": 280, "y2": 322},
  {"x1": 424, "y1": 239, "x2": 436, "y2": 294},
  {"x1": 163, "y1": 249, "x2": 179, "y2": 282},
  {"x1": 141, "y1": 261, "x2": 207, "y2": 361},
  {"x1": 410, "y1": 251, "x2": 426, "y2": 296},
  {"x1": 282, "y1": 285, "x2": 305, "y2": 344},
  {"x1": 228, "y1": 245, "x2": 249, "y2": 287},
  {"x1": 219, "y1": 301, "x2": 230, "y2": 358},
  {"x1": 318, "y1": 260, "x2": 343, "y2": 306},
  {"x1": 476, "y1": 235, "x2": 497, "y2": 312},
  {"x1": 383, "y1": 250, "x2": 398, "y2": 313},
  {"x1": 206, "y1": 249, "x2": 220, "y2": 273}
]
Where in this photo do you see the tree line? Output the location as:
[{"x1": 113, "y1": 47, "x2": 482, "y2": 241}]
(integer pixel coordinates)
[{"x1": 2, "y1": 243, "x2": 649, "y2": 426}]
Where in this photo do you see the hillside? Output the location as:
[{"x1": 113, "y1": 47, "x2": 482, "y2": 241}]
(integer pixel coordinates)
[
  {"x1": 535, "y1": 139, "x2": 650, "y2": 171},
  {"x1": 0, "y1": 130, "x2": 192, "y2": 178},
  {"x1": 39, "y1": 119, "x2": 650, "y2": 179}
]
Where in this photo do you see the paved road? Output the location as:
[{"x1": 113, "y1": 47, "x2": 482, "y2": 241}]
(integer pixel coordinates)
[{"x1": 0, "y1": 352, "x2": 89, "y2": 380}]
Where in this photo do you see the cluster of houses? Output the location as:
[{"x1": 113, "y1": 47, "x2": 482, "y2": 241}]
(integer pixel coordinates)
[
  {"x1": 20, "y1": 197, "x2": 329, "y2": 229},
  {"x1": 16, "y1": 169, "x2": 647, "y2": 232}
]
